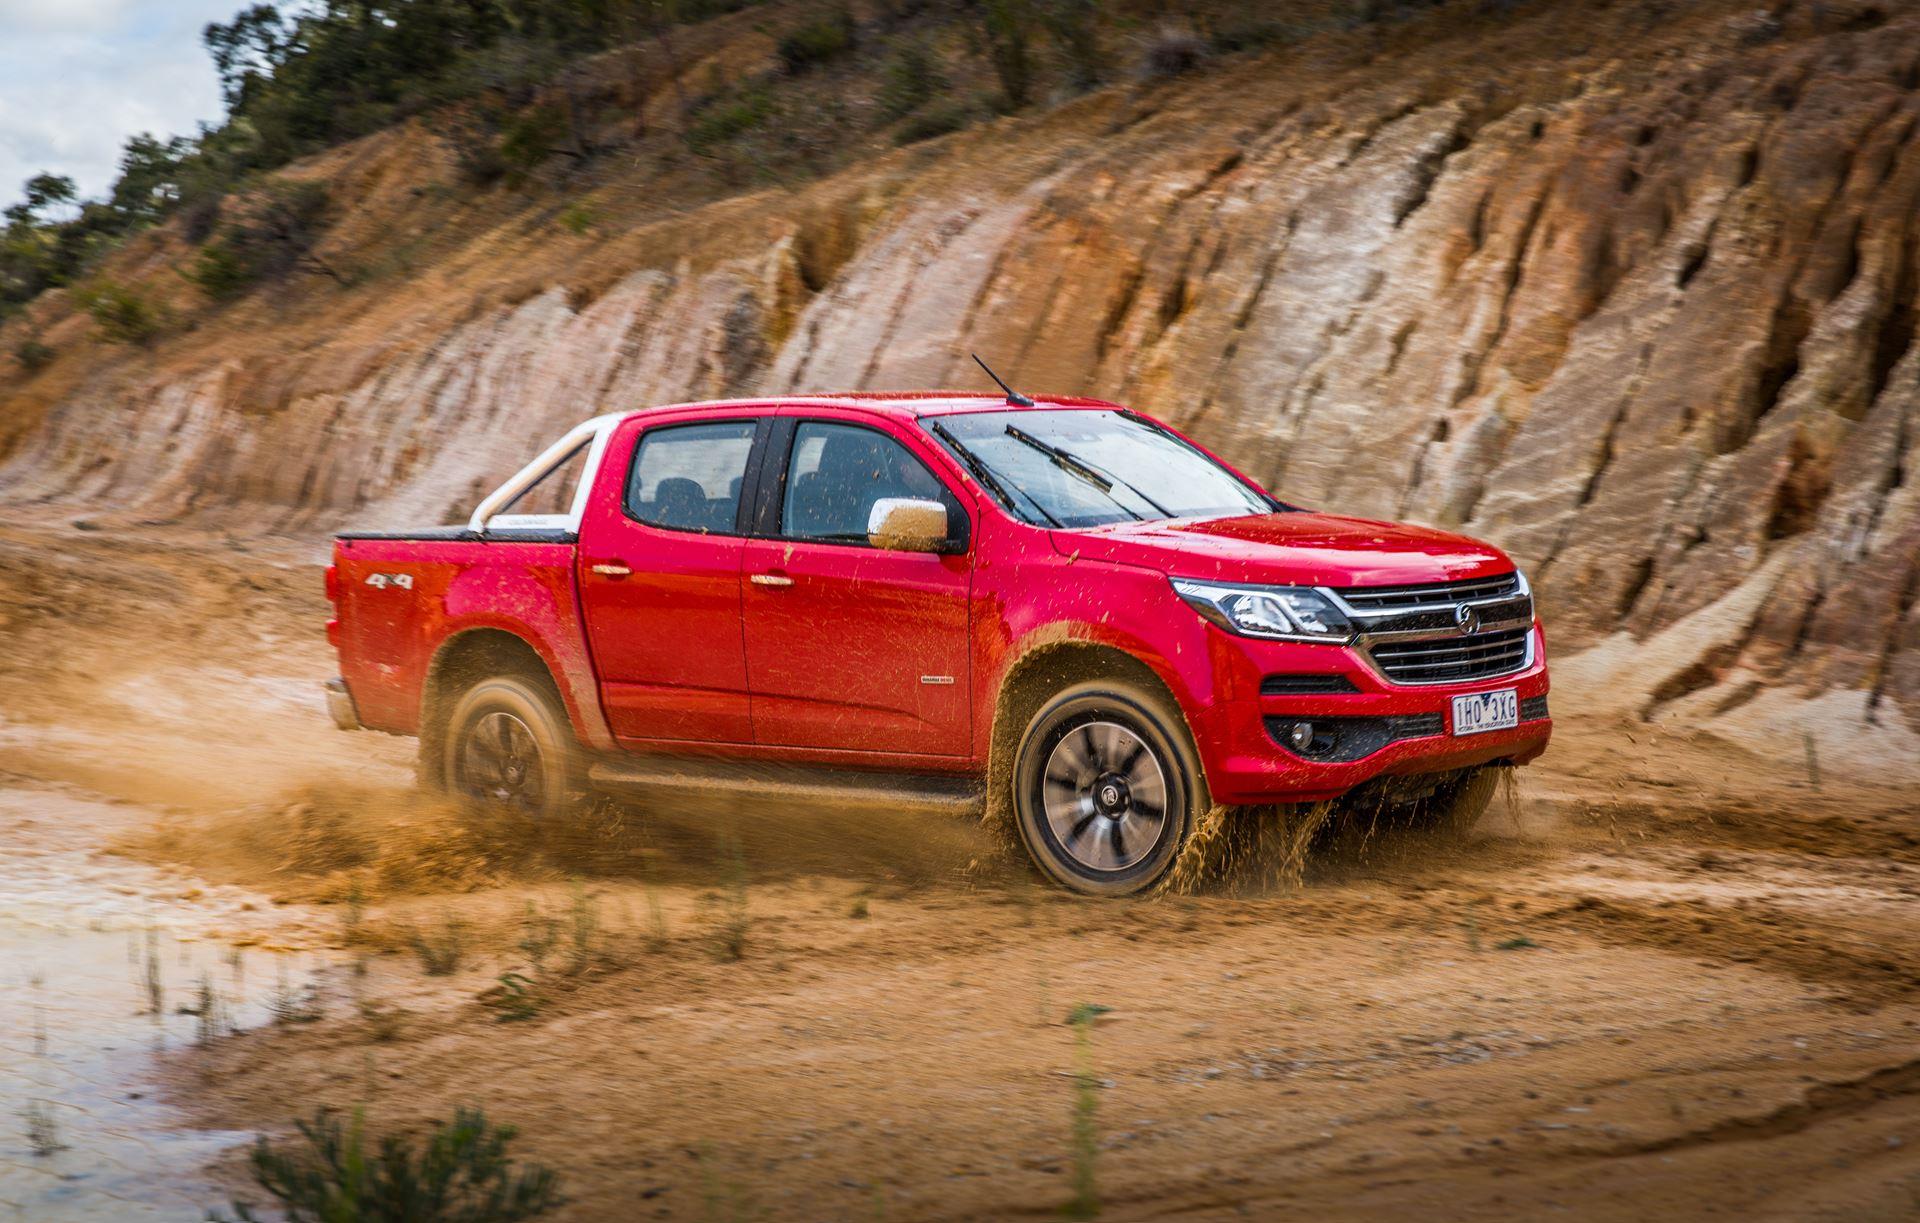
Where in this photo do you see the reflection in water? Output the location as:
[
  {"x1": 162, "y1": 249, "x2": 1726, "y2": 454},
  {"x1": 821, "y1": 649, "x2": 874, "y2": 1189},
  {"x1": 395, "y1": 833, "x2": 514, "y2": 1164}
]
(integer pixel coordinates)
[{"x1": 0, "y1": 787, "x2": 323, "y2": 1221}]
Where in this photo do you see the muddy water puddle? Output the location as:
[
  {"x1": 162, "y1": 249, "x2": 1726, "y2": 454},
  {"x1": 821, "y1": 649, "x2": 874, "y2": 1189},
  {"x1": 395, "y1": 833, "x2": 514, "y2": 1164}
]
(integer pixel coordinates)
[{"x1": 0, "y1": 784, "x2": 327, "y2": 1221}]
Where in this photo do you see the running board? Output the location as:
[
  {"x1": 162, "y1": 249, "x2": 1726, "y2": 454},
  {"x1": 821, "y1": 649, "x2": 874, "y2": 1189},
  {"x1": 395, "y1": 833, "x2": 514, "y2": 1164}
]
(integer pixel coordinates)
[{"x1": 586, "y1": 757, "x2": 986, "y2": 816}]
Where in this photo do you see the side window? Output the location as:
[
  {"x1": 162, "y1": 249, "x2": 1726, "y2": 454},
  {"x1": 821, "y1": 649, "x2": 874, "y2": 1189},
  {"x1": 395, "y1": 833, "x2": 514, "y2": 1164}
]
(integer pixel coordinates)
[
  {"x1": 781, "y1": 422, "x2": 945, "y2": 543},
  {"x1": 626, "y1": 420, "x2": 758, "y2": 534}
]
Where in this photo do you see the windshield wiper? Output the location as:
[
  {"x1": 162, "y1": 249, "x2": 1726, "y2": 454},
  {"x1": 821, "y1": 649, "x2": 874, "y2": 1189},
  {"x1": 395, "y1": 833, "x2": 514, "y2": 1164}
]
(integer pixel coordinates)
[
  {"x1": 932, "y1": 421, "x2": 1062, "y2": 528},
  {"x1": 1003, "y1": 425, "x2": 1174, "y2": 519}
]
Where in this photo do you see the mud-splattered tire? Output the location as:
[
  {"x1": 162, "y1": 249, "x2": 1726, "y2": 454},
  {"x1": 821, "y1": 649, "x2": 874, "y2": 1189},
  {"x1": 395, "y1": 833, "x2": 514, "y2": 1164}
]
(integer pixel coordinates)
[
  {"x1": 441, "y1": 674, "x2": 582, "y2": 821},
  {"x1": 1011, "y1": 681, "x2": 1202, "y2": 897},
  {"x1": 1430, "y1": 766, "x2": 1500, "y2": 838}
]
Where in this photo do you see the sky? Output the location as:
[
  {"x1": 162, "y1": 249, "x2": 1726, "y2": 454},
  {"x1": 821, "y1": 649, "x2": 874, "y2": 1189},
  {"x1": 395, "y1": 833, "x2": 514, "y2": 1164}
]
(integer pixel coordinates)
[{"x1": 0, "y1": 0, "x2": 243, "y2": 210}]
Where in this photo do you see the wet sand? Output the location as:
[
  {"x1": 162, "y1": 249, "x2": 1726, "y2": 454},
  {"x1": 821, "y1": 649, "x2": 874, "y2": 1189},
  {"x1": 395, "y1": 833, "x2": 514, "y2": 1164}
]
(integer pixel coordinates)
[{"x1": 1, "y1": 520, "x2": 1916, "y2": 1220}]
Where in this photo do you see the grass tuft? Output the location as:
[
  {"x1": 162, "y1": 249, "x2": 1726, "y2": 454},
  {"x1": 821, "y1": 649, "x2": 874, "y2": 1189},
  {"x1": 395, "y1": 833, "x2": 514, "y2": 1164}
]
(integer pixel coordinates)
[
  {"x1": 708, "y1": 849, "x2": 750, "y2": 962},
  {"x1": 23, "y1": 1100, "x2": 66, "y2": 1157},
  {"x1": 215, "y1": 1106, "x2": 560, "y2": 1222},
  {"x1": 1065, "y1": 1002, "x2": 1103, "y2": 1219},
  {"x1": 409, "y1": 916, "x2": 468, "y2": 976}
]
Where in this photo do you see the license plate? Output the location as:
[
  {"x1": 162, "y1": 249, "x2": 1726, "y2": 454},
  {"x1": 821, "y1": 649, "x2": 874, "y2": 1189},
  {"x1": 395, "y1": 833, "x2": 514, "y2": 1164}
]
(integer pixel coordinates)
[{"x1": 1451, "y1": 688, "x2": 1518, "y2": 736}]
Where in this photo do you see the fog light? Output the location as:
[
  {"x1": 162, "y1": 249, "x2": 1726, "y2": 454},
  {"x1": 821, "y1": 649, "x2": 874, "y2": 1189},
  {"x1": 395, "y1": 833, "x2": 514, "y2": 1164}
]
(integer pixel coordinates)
[{"x1": 1286, "y1": 721, "x2": 1315, "y2": 752}]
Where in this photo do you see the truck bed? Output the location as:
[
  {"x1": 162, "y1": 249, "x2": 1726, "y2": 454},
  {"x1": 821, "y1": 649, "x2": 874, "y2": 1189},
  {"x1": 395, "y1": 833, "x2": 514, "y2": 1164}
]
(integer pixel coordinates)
[{"x1": 329, "y1": 532, "x2": 608, "y2": 748}]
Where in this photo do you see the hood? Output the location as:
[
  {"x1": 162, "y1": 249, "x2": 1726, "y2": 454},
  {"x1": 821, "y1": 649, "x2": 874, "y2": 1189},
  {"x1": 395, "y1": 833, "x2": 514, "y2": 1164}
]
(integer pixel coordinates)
[{"x1": 1054, "y1": 512, "x2": 1514, "y2": 588}]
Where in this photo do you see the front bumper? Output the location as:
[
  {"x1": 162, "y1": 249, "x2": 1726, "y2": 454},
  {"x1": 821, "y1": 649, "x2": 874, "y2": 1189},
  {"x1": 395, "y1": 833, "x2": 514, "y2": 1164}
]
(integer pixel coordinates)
[
  {"x1": 1189, "y1": 624, "x2": 1552, "y2": 805},
  {"x1": 324, "y1": 677, "x2": 362, "y2": 732}
]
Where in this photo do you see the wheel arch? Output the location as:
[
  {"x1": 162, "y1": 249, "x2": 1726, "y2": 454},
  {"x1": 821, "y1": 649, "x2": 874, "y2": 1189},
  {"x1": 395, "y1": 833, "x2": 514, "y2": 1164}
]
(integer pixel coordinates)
[
  {"x1": 418, "y1": 628, "x2": 569, "y2": 790},
  {"x1": 986, "y1": 637, "x2": 1208, "y2": 828}
]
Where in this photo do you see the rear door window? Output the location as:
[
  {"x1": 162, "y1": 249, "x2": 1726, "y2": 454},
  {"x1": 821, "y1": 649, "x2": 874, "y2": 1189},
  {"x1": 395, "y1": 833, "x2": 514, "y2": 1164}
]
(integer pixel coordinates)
[
  {"x1": 780, "y1": 421, "x2": 945, "y2": 544},
  {"x1": 626, "y1": 420, "x2": 759, "y2": 534}
]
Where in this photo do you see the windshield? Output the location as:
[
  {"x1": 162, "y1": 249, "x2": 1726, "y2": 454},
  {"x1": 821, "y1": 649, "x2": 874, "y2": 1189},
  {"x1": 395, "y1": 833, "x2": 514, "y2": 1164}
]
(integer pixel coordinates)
[{"x1": 928, "y1": 409, "x2": 1276, "y2": 528}]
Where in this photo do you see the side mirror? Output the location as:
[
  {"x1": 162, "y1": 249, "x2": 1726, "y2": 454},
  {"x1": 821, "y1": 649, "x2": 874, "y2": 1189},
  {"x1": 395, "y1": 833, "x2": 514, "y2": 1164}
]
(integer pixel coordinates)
[{"x1": 867, "y1": 498, "x2": 950, "y2": 553}]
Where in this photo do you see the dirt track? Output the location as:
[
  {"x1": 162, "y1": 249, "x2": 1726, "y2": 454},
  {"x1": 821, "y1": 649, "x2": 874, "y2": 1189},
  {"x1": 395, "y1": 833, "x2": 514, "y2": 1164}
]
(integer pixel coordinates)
[{"x1": 2, "y1": 517, "x2": 1918, "y2": 1221}]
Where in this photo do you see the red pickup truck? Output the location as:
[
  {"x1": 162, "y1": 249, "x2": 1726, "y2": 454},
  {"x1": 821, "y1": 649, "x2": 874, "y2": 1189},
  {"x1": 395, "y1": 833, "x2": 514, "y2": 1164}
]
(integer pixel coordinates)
[{"x1": 325, "y1": 392, "x2": 1550, "y2": 895}]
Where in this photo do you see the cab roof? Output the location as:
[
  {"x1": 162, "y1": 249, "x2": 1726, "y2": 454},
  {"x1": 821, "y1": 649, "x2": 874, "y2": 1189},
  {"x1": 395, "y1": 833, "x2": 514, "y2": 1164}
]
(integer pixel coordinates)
[{"x1": 616, "y1": 392, "x2": 1126, "y2": 423}]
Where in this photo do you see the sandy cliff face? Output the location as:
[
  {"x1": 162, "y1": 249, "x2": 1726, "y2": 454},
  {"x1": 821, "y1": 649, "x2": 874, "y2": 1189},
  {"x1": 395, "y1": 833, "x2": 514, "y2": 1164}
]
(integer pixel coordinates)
[{"x1": 3, "y1": 0, "x2": 1917, "y2": 755}]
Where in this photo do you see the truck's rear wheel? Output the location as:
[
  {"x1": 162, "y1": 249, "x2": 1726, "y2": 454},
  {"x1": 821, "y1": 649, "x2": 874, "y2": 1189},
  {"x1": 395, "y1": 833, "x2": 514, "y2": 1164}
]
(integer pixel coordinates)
[
  {"x1": 442, "y1": 675, "x2": 581, "y2": 820},
  {"x1": 1011, "y1": 681, "x2": 1201, "y2": 896}
]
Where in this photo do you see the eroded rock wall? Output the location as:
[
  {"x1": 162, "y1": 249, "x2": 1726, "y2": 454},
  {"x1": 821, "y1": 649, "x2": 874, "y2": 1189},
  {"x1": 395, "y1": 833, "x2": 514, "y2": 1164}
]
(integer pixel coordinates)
[{"x1": 4, "y1": 0, "x2": 1917, "y2": 743}]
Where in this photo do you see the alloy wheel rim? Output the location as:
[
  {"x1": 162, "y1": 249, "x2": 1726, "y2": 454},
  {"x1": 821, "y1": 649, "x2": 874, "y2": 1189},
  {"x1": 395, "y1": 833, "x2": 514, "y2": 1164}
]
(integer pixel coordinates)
[
  {"x1": 1041, "y1": 720, "x2": 1168, "y2": 872},
  {"x1": 458, "y1": 710, "x2": 545, "y2": 811}
]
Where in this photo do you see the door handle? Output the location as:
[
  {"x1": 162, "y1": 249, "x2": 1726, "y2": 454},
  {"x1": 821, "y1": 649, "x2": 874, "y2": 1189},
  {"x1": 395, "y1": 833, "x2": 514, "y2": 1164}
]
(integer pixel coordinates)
[
  {"x1": 590, "y1": 562, "x2": 633, "y2": 578},
  {"x1": 750, "y1": 573, "x2": 794, "y2": 587}
]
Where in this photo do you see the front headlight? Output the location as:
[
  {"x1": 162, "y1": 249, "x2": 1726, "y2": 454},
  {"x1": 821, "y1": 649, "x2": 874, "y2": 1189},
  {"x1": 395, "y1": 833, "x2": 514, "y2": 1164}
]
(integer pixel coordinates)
[{"x1": 1171, "y1": 578, "x2": 1354, "y2": 642}]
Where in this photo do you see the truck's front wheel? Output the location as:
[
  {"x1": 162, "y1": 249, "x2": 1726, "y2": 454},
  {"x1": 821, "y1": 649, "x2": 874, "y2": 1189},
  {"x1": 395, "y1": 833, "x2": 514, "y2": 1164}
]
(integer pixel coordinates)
[
  {"x1": 1011, "y1": 681, "x2": 1201, "y2": 897},
  {"x1": 442, "y1": 674, "x2": 581, "y2": 820}
]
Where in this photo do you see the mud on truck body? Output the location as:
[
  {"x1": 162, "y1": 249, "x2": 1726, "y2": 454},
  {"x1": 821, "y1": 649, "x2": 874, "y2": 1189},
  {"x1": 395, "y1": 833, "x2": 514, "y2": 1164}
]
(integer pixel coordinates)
[{"x1": 324, "y1": 392, "x2": 1550, "y2": 895}]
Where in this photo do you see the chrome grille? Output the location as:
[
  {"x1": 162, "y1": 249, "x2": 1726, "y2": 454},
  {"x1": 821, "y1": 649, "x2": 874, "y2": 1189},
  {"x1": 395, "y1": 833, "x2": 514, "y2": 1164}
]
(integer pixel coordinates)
[
  {"x1": 1335, "y1": 572, "x2": 1522, "y2": 612},
  {"x1": 1368, "y1": 626, "x2": 1532, "y2": 684}
]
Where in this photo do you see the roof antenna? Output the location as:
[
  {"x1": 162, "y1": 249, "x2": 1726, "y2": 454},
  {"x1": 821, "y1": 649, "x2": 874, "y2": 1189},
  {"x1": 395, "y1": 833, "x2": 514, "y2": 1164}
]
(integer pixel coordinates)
[{"x1": 972, "y1": 353, "x2": 1035, "y2": 407}]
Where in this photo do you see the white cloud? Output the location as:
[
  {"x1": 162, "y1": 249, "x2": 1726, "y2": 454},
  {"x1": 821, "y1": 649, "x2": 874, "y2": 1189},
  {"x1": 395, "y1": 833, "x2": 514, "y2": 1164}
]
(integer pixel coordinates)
[{"x1": 0, "y1": 0, "x2": 240, "y2": 203}]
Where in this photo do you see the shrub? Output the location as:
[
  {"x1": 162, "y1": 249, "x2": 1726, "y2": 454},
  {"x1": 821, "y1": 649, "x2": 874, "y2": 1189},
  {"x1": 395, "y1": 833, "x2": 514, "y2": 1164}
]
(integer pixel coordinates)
[
  {"x1": 186, "y1": 180, "x2": 337, "y2": 300},
  {"x1": 498, "y1": 105, "x2": 567, "y2": 175},
  {"x1": 1142, "y1": 28, "x2": 1209, "y2": 78},
  {"x1": 1208, "y1": 19, "x2": 1310, "y2": 54},
  {"x1": 217, "y1": 1107, "x2": 561, "y2": 1222},
  {"x1": 1037, "y1": 0, "x2": 1105, "y2": 91},
  {"x1": 877, "y1": 42, "x2": 945, "y2": 120},
  {"x1": 894, "y1": 100, "x2": 974, "y2": 145},
  {"x1": 77, "y1": 280, "x2": 164, "y2": 345},
  {"x1": 409, "y1": 917, "x2": 467, "y2": 976},
  {"x1": 557, "y1": 202, "x2": 595, "y2": 235},
  {"x1": 777, "y1": 10, "x2": 857, "y2": 73},
  {"x1": 187, "y1": 241, "x2": 254, "y2": 300},
  {"x1": 976, "y1": 0, "x2": 1033, "y2": 110},
  {"x1": 686, "y1": 85, "x2": 774, "y2": 154},
  {"x1": 12, "y1": 337, "x2": 53, "y2": 373}
]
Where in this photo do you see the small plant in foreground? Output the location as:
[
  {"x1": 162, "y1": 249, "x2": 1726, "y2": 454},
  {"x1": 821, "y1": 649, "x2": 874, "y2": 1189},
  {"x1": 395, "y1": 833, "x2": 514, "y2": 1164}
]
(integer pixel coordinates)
[
  {"x1": 136, "y1": 926, "x2": 163, "y2": 1017},
  {"x1": 517, "y1": 901, "x2": 560, "y2": 972},
  {"x1": 848, "y1": 897, "x2": 869, "y2": 920},
  {"x1": 342, "y1": 878, "x2": 368, "y2": 947},
  {"x1": 645, "y1": 882, "x2": 670, "y2": 950},
  {"x1": 409, "y1": 917, "x2": 468, "y2": 976},
  {"x1": 357, "y1": 998, "x2": 408, "y2": 1043},
  {"x1": 184, "y1": 971, "x2": 230, "y2": 1044},
  {"x1": 1495, "y1": 935, "x2": 1539, "y2": 951},
  {"x1": 485, "y1": 972, "x2": 543, "y2": 1023},
  {"x1": 708, "y1": 850, "x2": 750, "y2": 962},
  {"x1": 1065, "y1": 1002, "x2": 1104, "y2": 1219},
  {"x1": 270, "y1": 964, "x2": 324, "y2": 1024},
  {"x1": 566, "y1": 881, "x2": 600, "y2": 974},
  {"x1": 557, "y1": 203, "x2": 595, "y2": 235},
  {"x1": 215, "y1": 1106, "x2": 561, "y2": 1222},
  {"x1": 23, "y1": 1100, "x2": 66, "y2": 1156}
]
